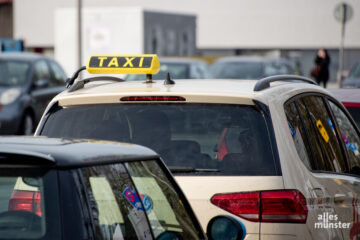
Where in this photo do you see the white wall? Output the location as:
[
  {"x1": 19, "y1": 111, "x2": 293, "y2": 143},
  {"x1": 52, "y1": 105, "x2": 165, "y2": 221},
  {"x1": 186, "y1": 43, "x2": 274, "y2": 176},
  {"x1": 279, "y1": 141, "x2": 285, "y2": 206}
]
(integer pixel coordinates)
[
  {"x1": 55, "y1": 8, "x2": 143, "y2": 75},
  {"x1": 14, "y1": 0, "x2": 55, "y2": 47},
  {"x1": 14, "y1": 0, "x2": 360, "y2": 50}
]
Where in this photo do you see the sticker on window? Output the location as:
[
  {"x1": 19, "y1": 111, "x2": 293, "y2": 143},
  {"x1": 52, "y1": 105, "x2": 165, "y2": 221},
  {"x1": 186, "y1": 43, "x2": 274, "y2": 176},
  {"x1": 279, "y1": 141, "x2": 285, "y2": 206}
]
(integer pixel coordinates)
[
  {"x1": 123, "y1": 187, "x2": 152, "y2": 211},
  {"x1": 316, "y1": 120, "x2": 329, "y2": 143}
]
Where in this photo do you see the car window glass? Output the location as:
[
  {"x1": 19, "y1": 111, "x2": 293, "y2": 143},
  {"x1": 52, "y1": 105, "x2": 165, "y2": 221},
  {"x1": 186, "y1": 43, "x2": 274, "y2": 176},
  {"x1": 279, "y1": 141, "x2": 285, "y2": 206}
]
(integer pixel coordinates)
[
  {"x1": 126, "y1": 63, "x2": 189, "y2": 81},
  {"x1": 210, "y1": 61, "x2": 263, "y2": 79},
  {"x1": 347, "y1": 107, "x2": 360, "y2": 129},
  {"x1": 80, "y1": 163, "x2": 152, "y2": 240},
  {"x1": 284, "y1": 101, "x2": 314, "y2": 169},
  {"x1": 301, "y1": 96, "x2": 346, "y2": 173},
  {"x1": 49, "y1": 61, "x2": 66, "y2": 86},
  {"x1": 349, "y1": 63, "x2": 360, "y2": 78},
  {"x1": 190, "y1": 64, "x2": 204, "y2": 78},
  {"x1": 126, "y1": 160, "x2": 203, "y2": 239},
  {"x1": 33, "y1": 61, "x2": 50, "y2": 84},
  {"x1": 0, "y1": 60, "x2": 30, "y2": 86},
  {"x1": 40, "y1": 104, "x2": 278, "y2": 176},
  {"x1": 329, "y1": 100, "x2": 360, "y2": 175},
  {"x1": 295, "y1": 99, "x2": 327, "y2": 170},
  {"x1": 0, "y1": 169, "x2": 60, "y2": 239},
  {"x1": 264, "y1": 61, "x2": 293, "y2": 77},
  {"x1": 196, "y1": 62, "x2": 211, "y2": 78}
]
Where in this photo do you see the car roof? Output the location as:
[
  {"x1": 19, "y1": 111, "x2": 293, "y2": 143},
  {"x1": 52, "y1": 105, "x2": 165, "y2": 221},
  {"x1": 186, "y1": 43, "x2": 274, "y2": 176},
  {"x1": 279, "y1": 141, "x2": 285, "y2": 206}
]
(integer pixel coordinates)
[
  {"x1": 52, "y1": 78, "x2": 329, "y2": 107},
  {"x1": 0, "y1": 52, "x2": 48, "y2": 62},
  {"x1": 330, "y1": 88, "x2": 360, "y2": 104},
  {"x1": 0, "y1": 136, "x2": 158, "y2": 168}
]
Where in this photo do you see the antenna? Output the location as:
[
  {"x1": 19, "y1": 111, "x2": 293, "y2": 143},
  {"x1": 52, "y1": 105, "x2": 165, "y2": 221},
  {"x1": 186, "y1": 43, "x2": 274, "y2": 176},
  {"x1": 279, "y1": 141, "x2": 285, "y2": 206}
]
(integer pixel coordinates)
[{"x1": 164, "y1": 72, "x2": 175, "y2": 85}]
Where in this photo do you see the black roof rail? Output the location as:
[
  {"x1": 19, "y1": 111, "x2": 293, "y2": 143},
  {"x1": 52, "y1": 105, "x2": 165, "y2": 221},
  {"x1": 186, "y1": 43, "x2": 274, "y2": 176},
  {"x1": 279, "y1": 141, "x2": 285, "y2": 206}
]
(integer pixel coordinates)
[
  {"x1": 65, "y1": 66, "x2": 125, "y2": 92},
  {"x1": 65, "y1": 66, "x2": 86, "y2": 88},
  {"x1": 253, "y1": 75, "x2": 318, "y2": 92},
  {"x1": 68, "y1": 76, "x2": 125, "y2": 92}
]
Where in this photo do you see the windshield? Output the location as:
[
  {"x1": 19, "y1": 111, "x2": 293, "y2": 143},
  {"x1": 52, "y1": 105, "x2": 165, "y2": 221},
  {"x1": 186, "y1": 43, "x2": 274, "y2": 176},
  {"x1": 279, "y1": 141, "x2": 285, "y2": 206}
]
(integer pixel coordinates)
[
  {"x1": 210, "y1": 61, "x2": 263, "y2": 79},
  {"x1": 125, "y1": 63, "x2": 189, "y2": 81},
  {"x1": 40, "y1": 103, "x2": 278, "y2": 176},
  {"x1": 0, "y1": 60, "x2": 30, "y2": 87}
]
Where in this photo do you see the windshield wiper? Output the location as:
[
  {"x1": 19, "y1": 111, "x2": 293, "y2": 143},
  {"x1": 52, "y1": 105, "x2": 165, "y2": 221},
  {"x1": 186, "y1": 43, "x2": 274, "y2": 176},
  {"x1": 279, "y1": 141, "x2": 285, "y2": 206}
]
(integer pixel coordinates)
[{"x1": 169, "y1": 166, "x2": 220, "y2": 173}]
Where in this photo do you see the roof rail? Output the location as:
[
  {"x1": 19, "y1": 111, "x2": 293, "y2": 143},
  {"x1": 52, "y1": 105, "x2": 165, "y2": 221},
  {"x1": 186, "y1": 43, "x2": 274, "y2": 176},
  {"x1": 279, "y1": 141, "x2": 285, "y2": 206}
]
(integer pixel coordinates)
[
  {"x1": 253, "y1": 75, "x2": 318, "y2": 91},
  {"x1": 68, "y1": 76, "x2": 125, "y2": 92}
]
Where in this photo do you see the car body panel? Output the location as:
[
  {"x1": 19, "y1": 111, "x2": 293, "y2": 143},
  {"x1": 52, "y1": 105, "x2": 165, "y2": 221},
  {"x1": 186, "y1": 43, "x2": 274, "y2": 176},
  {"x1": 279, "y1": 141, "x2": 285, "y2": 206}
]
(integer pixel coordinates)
[
  {"x1": 175, "y1": 176, "x2": 284, "y2": 235},
  {"x1": 36, "y1": 77, "x2": 360, "y2": 239}
]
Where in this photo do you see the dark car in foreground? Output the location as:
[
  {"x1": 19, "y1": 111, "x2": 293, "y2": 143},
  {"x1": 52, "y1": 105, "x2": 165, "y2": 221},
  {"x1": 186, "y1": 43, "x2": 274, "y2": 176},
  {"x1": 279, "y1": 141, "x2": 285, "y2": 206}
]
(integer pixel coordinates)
[
  {"x1": 0, "y1": 136, "x2": 245, "y2": 240},
  {"x1": 0, "y1": 52, "x2": 66, "y2": 135},
  {"x1": 341, "y1": 61, "x2": 360, "y2": 88},
  {"x1": 209, "y1": 56, "x2": 295, "y2": 80}
]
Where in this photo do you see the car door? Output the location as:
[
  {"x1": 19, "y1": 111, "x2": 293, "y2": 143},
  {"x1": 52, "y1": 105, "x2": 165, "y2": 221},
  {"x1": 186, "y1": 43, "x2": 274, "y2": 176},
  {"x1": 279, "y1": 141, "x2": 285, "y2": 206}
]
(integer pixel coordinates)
[
  {"x1": 285, "y1": 94, "x2": 347, "y2": 239},
  {"x1": 327, "y1": 98, "x2": 360, "y2": 240}
]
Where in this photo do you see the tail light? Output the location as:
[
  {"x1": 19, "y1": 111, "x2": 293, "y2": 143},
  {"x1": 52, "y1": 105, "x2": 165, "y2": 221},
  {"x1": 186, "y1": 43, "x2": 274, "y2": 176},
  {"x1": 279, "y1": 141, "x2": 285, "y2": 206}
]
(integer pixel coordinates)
[
  {"x1": 211, "y1": 190, "x2": 307, "y2": 223},
  {"x1": 8, "y1": 190, "x2": 42, "y2": 216},
  {"x1": 120, "y1": 96, "x2": 186, "y2": 101}
]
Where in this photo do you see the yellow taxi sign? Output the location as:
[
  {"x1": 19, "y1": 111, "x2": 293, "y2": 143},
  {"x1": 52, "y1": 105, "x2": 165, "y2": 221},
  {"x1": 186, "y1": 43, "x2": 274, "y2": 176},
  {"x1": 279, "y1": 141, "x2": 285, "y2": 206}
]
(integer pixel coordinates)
[{"x1": 86, "y1": 54, "x2": 160, "y2": 74}]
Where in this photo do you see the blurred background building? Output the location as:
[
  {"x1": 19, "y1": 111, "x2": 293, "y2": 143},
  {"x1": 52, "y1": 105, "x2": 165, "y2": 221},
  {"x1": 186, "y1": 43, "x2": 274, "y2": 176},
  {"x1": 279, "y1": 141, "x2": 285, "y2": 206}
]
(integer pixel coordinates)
[{"x1": 1, "y1": 0, "x2": 359, "y2": 81}]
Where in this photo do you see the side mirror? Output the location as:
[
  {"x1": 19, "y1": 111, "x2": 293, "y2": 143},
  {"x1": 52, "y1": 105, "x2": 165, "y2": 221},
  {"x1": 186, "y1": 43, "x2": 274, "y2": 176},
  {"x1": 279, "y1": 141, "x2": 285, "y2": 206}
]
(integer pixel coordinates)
[
  {"x1": 33, "y1": 79, "x2": 49, "y2": 89},
  {"x1": 207, "y1": 215, "x2": 246, "y2": 240}
]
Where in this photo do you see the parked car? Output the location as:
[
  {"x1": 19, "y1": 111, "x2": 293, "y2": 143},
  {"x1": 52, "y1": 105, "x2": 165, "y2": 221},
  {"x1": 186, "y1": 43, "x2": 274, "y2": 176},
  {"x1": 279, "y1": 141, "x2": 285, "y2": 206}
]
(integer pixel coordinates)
[
  {"x1": 0, "y1": 136, "x2": 245, "y2": 240},
  {"x1": 341, "y1": 61, "x2": 360, "y2": 88},
  {"x1": 330, "y1": 88, "x2": 360, "y2": 128},
  {"x1": 125, "y1": 57, "x2": 210, "y2": 81},
  {"x1": 36, "y1": 54, "x2": 360, "y2": 239},
  {"x1": 0, "y1": 52, "x2": 66, "y2": 135},
  {"x1": 209, "y1": 56, "x2": 296, "y2": 79}
]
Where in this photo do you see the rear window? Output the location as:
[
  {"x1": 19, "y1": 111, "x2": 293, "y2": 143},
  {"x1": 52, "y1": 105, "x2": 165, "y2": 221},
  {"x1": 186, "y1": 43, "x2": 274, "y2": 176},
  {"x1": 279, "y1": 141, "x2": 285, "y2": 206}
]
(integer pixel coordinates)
[
  {"x1": 210, "y1": 61, "x2": 263, "y2": 79},
  {"x1": 41, "y1": 104, "x2": 278, "y2": 176},
  {"x1": 0, "y1": 169, "x2": 60, "y2": 239},
  {"x1": 125, "y1": 63, "x2": 189, "y2": 81},
  {"x1": 79, "y1": 160, "x2": 203, "y2": 239}
]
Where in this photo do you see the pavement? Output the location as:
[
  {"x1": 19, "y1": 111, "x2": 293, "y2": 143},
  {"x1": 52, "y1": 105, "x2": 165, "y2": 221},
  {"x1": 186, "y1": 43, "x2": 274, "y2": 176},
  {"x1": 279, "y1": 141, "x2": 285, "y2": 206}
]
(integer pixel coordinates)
[{"x1": 327, "y1": 81, "x2": 339, "y2": 89}]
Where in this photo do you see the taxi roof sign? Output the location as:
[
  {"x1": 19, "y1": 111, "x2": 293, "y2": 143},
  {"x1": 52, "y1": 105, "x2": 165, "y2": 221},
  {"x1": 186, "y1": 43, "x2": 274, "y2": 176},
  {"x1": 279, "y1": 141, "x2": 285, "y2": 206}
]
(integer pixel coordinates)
[{"x1": 86, "y1": 54, "x2": 160, "y2": 74}]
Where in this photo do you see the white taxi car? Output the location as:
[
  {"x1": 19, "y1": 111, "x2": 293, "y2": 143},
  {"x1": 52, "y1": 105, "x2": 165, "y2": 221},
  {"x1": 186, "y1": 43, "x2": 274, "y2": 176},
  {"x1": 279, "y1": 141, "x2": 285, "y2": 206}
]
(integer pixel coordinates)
[{"x1": 36, "y1": 54, "x2": 360, "y2": 239}]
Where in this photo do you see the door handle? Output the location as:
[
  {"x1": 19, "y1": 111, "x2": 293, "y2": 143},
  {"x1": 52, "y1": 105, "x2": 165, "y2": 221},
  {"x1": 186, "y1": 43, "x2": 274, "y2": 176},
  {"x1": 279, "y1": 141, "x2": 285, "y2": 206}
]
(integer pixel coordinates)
[{"x1": 334, "y1": 193, "x2": 346, "y2": 204}]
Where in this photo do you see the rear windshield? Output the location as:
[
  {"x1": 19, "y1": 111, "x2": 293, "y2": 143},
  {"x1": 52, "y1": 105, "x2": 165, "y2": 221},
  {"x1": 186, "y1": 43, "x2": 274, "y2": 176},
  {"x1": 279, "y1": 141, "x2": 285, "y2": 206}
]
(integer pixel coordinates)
[
  {"x1": 41, "y1": 104, "x2": 278, "y2": 176},
  {"x1": 0, "y1": 169, "x2": 60, "y2": 239}
]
